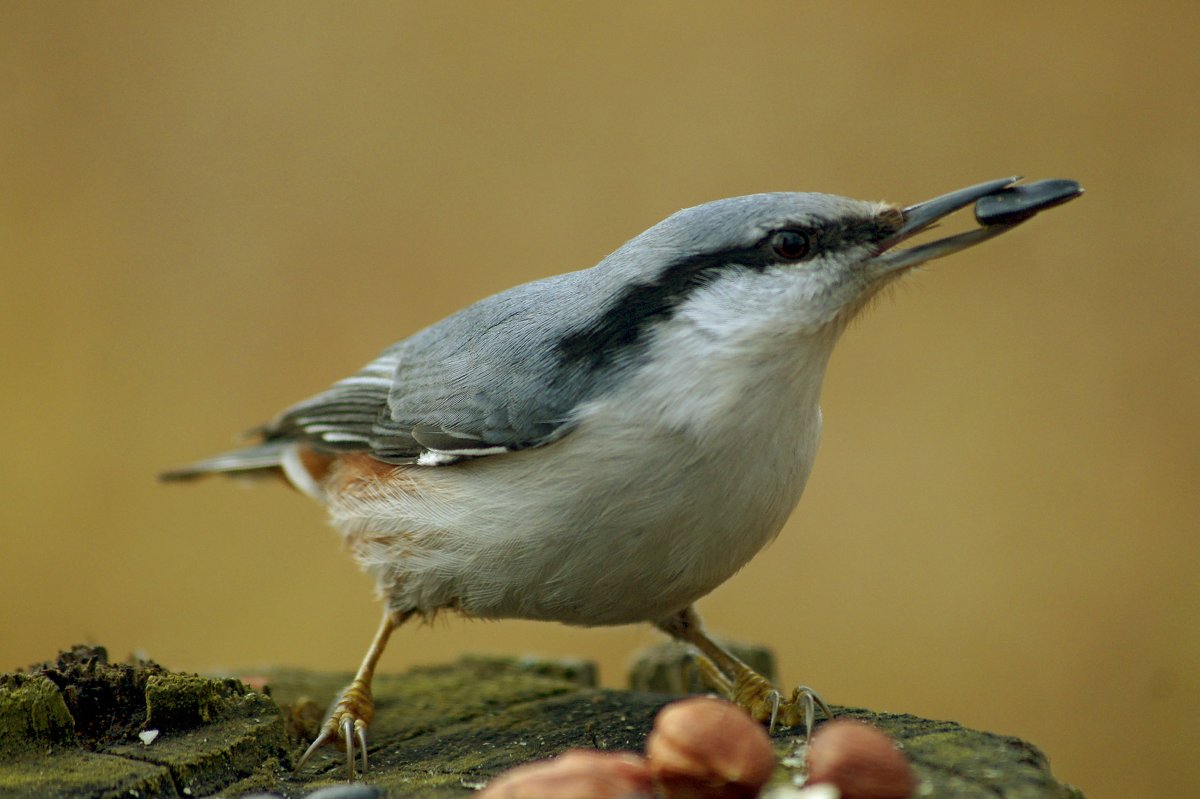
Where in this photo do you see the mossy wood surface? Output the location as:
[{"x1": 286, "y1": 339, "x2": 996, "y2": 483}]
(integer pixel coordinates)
[{"x1": 0, "y1": 646, "x2": 1082, "y2": 798}]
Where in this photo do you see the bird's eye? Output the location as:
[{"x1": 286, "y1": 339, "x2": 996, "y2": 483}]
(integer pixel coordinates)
[{"x1": 770, "y1": 230, "x2": 811, "y2": 260}]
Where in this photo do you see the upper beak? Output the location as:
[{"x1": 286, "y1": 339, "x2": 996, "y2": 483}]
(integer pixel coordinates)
[{"x1": 871, "y1": 176, "x2": 1081, "y2": 273}]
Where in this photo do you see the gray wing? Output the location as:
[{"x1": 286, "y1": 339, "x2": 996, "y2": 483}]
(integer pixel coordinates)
[{"x1": 264, "y1": 270, "x2": 616, "y2": 463}]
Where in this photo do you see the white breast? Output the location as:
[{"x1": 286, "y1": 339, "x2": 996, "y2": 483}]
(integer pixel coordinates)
[{"x1": 327, "y1": 277, "x2": 841, "y2": 626}]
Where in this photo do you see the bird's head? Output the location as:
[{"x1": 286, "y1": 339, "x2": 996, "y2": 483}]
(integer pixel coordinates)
[
  {"x1": 642, "y1": 177, "x2": 1031, "y2": 328},
  {"x1": 559, "y1": 177, "x2": 1078, "y2": 378}
]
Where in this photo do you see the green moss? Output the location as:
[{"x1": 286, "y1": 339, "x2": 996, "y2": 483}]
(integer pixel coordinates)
[
  {"x1": 0, "y1": 674, "x2": 75, "y2": 755},
  {"x1": 215, "y1": 756, "x2": 292, "y2": 797},
  {"x1": 143, "y1": 673, "x2": 270, "y2": 731},
  {"x1": 0, "y1": 750, "x2": 174, "y2": 799},
  {"x1": 0, "y1": 645, "x2": 289, "y2": 797},
  {"x1": 25, "y1": 644, "x2": 165, "y2": 747},
  {"x1": 111, "y1": 688, "x2": 289, "y2": 795}
]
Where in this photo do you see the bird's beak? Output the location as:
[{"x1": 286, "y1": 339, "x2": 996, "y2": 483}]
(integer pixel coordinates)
[{"x1": 870, "y1": 176, "x2": 1080, "y2": 274}]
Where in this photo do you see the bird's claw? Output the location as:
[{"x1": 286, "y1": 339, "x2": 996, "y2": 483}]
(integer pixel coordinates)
[
  {"x1": 776, "y1": 684, "x2": 833, "y2": 742},
  {"x1": 694, "y1": 654, "x2": 832, "y2": 741},
  {"x1": 295, "y1": 678, "x2": 374, "y2": 780}
]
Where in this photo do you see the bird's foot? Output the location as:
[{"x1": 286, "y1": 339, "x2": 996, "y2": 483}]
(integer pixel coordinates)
[
  {"x1": 694, "y1": 654, "x2": 832, "y2": 740},
  {"x1": 295, "y1": 676, "x2": 374, "y2": 780}
]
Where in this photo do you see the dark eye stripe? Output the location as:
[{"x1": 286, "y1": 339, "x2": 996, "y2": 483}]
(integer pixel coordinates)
[{"x1": 556, "y1": 213, "x2": 897, "y2": 372}]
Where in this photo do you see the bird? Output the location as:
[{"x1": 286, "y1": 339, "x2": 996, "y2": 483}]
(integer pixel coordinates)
[{"x1": 162, "y1": 176, "x2": 1080, "y2": 780}]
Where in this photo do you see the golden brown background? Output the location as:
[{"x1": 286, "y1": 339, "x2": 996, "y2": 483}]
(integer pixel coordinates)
[{"x1": 3, "y1": 3, "x2": 1197, "y2": 797}]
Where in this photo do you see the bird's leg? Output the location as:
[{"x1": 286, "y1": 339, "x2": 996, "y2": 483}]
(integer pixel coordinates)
[
  {"x1": 296, "y1": 608, "x2": 411, "y2": 780},
  {"x1": 654, "y1": 606, "x2": 833, "y2": 739}
]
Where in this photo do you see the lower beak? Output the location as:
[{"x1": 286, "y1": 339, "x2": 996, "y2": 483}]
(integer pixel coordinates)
[{"x1": 871, "y1": 176, "x2": 1078, "y2": 273}]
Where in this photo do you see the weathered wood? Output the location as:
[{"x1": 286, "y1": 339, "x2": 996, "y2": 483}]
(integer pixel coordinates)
[{"x1": 0, "y1": 646, "x2": 1082, "y2": 798}]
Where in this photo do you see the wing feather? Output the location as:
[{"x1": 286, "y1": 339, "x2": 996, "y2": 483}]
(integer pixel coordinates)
[{"x1": 259, "y1": 273, "x2": 611, "y2": 464}]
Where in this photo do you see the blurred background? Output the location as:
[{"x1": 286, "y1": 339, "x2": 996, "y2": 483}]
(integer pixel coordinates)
[{"x1": 2, "y1": 3, "x2": 1196, "y2": 797}]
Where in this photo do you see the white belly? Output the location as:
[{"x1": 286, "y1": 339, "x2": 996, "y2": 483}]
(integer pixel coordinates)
[
  {"x1": 325, "y1": 344, "x2": 829, "y2": 626},
  {"x1": 322, "y1": 277, "x2": 844, "y2": 625}
]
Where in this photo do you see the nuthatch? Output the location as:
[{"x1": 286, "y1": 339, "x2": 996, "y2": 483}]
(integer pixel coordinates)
[{"x1": 163, "y1": 176, "x2": 1081, "y2": 779}]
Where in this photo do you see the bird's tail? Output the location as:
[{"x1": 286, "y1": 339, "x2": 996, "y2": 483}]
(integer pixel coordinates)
[{"x1": 158, "y1": 441, "x2": 290, "y2": 482}]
